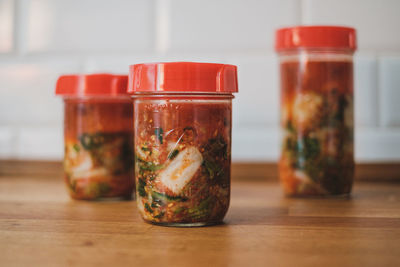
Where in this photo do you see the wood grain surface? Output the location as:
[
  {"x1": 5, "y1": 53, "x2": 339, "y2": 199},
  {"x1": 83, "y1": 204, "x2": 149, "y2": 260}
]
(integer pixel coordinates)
[
  {"x1": 1, "y1": 160, "x2": 400, "y2": 182},
  {"x1": 0, "y1": 162, "x2": 399, "y2": 267}
]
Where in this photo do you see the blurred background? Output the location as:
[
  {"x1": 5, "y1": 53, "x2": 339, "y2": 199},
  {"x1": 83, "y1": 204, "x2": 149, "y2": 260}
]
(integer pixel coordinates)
[{"x1": 0, "y1": 0, "x2": 399, "y2": 162}]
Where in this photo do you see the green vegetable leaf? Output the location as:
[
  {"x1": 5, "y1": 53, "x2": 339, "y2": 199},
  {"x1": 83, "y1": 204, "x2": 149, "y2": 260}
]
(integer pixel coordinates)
[
  {"x1": 151, "y1": 191, "x2": 188, "y2": 205},
  {"x1": 198, "y1": 196, "x2": 213, "y2": 210},
  {"x1": 201, "y1": 135, "x2": 227, "y2": 180},
  {"x1": 154, "y1": 127, "x2": 164, "y2": 144},
  {"x1": 287, "y1": 135, "x2": 322, "y2": 182},
  {"x1": 138, "y1": 178, "x2": 147, "y2": 197},
  {"x1": 137, "y1": 158, "x2": 164, "y2": 172},
  {"x1": 188, "y1": 196, "x2": 213, "y2": 219},
  {"x1": 98, "y1": 183, "x2": 111, "y2": 195},
  {"x1": 301, "y1": 137, "x2": 320, "y2": 160},
  {"x1": 154, "y1": 211, "x2": 165, "y2": 219},
  {"x1": 68, "y1": 178, "x2": 77, "y2": 192},
  {"x1": 202, "y1": 159, "x2": 223, "y2": 179},
  {"x1": 286, "y1": 120, "x2": 295, "y2": 133},
  {"x1": 168, "y1": 149, "x2": 179, "y2": 160},
  {"x1": 73, "y1": 144, "x2": 80, "y2": 152},
  {"x1": 173, "y1": 206, "x2": 185, "y2": 214},
  {"x1": 80, "y1": 133, "x2": 105, "y2": 150},
  {"x1": 144, "y1": 203, "x2": 153, "y2": 213}
]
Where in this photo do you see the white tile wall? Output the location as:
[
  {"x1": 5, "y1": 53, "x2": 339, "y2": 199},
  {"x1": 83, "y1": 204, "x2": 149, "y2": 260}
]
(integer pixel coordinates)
[
  {"x1": 226, "y1": 54, "x2": 279, "y2": 128},
  {"x1": 83, "y1": 54, "x2": 225, "y2": 73},
  {"x1": 167, "y1": 0, "x2": 300, "y2": 52},
  {"x1": 0, "y1": 126, "x2": 15, "y2": 159},
  {"x1": 302, "y1": 0, "x2": 400, "y2": 51},
  {"x1": 0, "y1": 0, "x2": 399, "y2": 162},
  {"x1": 379, "y1": 56, "x2": 400, "y2": 127},
  {"x1": 25, "y1": 0, "x2": 155, "y2": 53},
  {"x1": 15, "y1": 127, "x2": 63, "y2": 160},
  {"x1": 84, "y1": 55, "x2": 157, "y2": 74},
  {"x1": 356, "y1": 128, "x2": 400, "y2": 162},
  {"x1": 354, "y1": 54, "x2": 378, "y2": 127},
  {"x1": 0, "y1": 0, "x2": 13, "y2": 53},
  {"x1": 232, "y1": 127, "x2": 279, "y2": 161},
  {"x1": 0, "y1": 60, "x2": 80, "y2": 126}
]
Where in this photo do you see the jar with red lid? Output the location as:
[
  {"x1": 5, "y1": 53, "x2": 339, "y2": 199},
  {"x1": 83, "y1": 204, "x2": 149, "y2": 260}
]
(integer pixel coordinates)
[
  {"x1": 55, "y1": 74, "x2": 134, "y2": 200},
  {"x1": 128, "y1": 62, "x2": 238, "y2": 226},
  {"x1": 275, "y1": 26, "x2": 357, "y2": 196}
]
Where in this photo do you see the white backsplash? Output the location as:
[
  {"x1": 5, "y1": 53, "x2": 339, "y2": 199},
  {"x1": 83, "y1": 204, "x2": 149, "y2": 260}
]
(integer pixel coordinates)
[{"x1": 0, "y1": 0, "x2": 399, "y2": 162}]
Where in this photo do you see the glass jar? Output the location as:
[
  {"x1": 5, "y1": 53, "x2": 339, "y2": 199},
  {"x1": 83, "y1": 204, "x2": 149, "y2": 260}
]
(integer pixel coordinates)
[
  {"x1": 275, "y1": 26, "x2": 357, "y2": 197},
  {"x1": 55, "y1": 74, "x2": 134, "y2": 200},
  {"x1": 128, "y1": 62, "x2": 238, "y2": 226}
]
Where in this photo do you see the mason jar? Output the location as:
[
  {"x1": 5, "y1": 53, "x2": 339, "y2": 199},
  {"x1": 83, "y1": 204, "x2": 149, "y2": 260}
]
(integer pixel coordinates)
[
  {"x1": 275, "y1": 26, "x2": 357, "y2": 196},
  {"x1": 128, "y1": 62, "x2": 238, "y2": 226},
  {"x1": 55, "y1": 74, "x2": 134, "y2": 200}
]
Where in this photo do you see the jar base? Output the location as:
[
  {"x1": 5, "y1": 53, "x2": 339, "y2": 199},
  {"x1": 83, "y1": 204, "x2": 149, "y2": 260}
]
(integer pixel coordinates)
[{"x1": 145, "y1": 220, "x2": 223, "y2": 228}]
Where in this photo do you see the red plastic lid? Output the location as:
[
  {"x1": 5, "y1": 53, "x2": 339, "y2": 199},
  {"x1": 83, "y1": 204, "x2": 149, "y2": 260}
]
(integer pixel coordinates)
[
  {"x1": 55, "y1": 74, "x2": 128, "y2": 97},
  {"x1": 128, "y1": 62, "x2": 238, "y2": 94},
  {"x1": 275, "y1": 26, "x2": 357, "y2": 52}
]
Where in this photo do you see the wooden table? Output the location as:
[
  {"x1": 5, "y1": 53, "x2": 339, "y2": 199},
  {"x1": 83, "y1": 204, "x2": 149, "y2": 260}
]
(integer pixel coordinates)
[{"x1": 1, "y1": 162, "x2": 400, "y2": 267}]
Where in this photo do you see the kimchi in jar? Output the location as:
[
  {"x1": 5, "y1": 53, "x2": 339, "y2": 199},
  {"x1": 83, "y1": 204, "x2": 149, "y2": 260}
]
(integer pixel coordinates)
[
  {"x1": 128, "y1": 62, "x2": 238, "y2": 226},
  {"x1": 275, "y1": 26, "x2": 357, "y2": 197},
  {"x1": 55, "y1": 74, "x2": 134, "y2": 200}
]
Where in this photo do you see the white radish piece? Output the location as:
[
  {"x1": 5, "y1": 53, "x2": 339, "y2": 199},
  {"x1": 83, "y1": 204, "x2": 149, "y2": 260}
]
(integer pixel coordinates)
[
  {"x1": 294, "y1": 170, "x2": 328, "y2": 194},
  {"x1": 69, "y1": 155, "x2": 108, "y2": 180},
  {"x1": 70, "y1": 154, "x2": 93, "y2": 177},
  {"x1": 159, "y1": 146, "x2": 203, "y2": 194},
  {"x1": 71, "y1": 167, "x2": 109, "y2": 180},
  {"x1": 292, "y1": 92, "x2": 323, "y2": 130}
]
